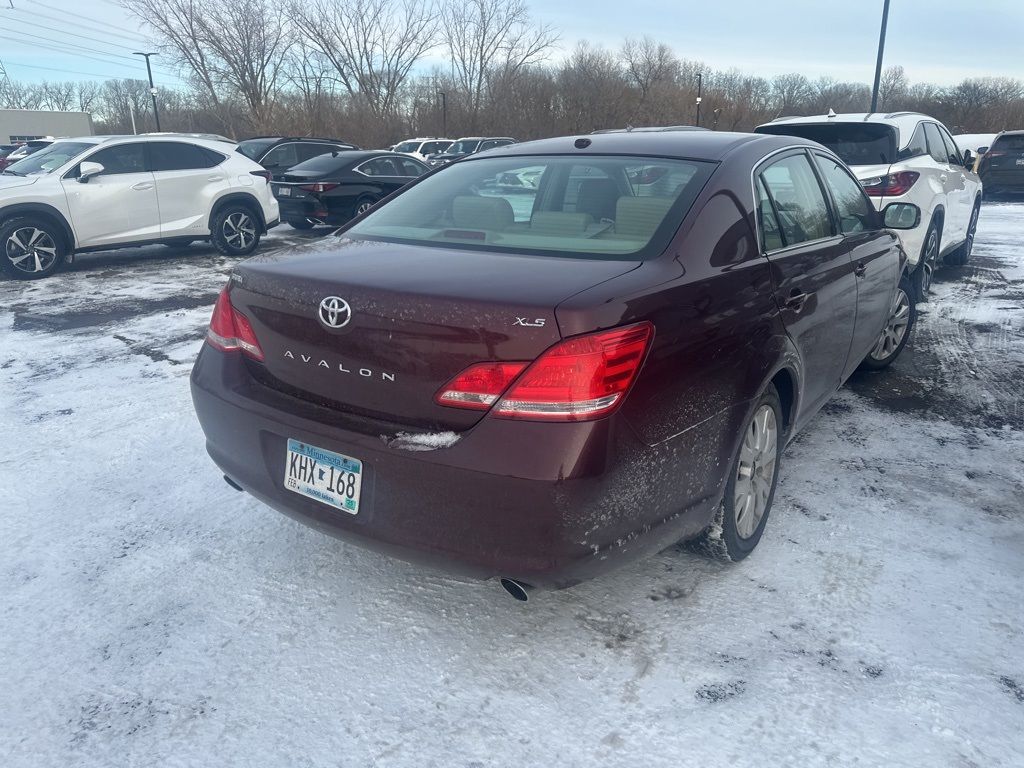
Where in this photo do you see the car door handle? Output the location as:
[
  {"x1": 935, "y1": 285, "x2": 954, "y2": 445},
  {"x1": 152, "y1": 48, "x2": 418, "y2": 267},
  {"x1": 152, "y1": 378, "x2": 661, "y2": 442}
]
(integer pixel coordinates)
[
  {"x1": 854, "y1": 263, "x2": 867, "y2": 277},
  {"x1": 131, "y1": 182, "x2": 154, "y2": 191},
  {"x1": 207, "y1": 175, "x2": 225, "y2": 182},
  {"x1": 785, "y1": 290, "x2": 808, "y2": 310}
]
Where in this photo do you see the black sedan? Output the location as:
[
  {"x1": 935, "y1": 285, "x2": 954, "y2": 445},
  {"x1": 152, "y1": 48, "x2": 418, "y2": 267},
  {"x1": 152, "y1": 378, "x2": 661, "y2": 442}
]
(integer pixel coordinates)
[
  {"x1": 192, "y1": 132, "x2": 919, "y2": 599},
  {"x1": 271, "y1": 150, "x2": 430, "y2": 229}
]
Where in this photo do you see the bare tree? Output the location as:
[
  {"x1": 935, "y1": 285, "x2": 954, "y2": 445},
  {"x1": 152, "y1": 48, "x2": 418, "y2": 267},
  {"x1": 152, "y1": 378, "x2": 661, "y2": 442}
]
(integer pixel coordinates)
[
  {"x1": 770, "y1": 73, "x2": 814, "y2": 116},
  {"x1": 557, "y1": 42, "x2": 629, "y2": 133},
  {"x1": 440, "y1": 0, "x2": 559, "y2": 127},
  {"x1": 41, "y1": 81, "x2": 76, "y2": 112},
  {"x1": 290, "y1": 0, "x2": 440, "y2": 123},
  {"x1": 620, "y1": 36, "x2": 679, "y2": 124},
  {"x1": 878, "y1": 65, "x2": 909, "y2": 111},
  {"x1": 119, "y1": 0, "x2": 292, "y2": 134}
]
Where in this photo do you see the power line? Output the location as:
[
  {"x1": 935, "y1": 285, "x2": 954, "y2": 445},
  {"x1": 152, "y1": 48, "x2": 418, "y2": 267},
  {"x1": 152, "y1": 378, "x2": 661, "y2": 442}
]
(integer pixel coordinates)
[
  {"x1": 28, "y1": 0, "x2": 156, "y2": 43},
  {"x1": 3, "y1": 60, "x2": 144, "y2": 81}
]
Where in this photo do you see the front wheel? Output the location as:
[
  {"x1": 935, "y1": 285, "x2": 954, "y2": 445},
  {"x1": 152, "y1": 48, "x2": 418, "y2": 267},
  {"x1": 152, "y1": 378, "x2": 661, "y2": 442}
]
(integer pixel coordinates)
[
  {"x1": 0, "y1": 216, "x2": 66, "y2": 280},
  {"x1": 692, "y1": 385, "x2": 782, "y2": 562},
  {"x1": 945, "y1": 202, "x2": 980, "y2": 267},
  {"x1": 859, "y1": 274, "x2": 916, "y2": 371},
  {"x1": 211, "y1": 204, "x2": 261, "y2": 257}
]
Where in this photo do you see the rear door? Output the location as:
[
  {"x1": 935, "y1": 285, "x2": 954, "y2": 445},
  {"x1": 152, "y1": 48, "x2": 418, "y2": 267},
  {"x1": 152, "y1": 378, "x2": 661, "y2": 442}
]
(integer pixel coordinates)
[
  {"x1": 756, "y1": 151, "x2": 858, "y2": 426},
  {"x1": 149, "y1": 141, "x2": 229, "y2": 238},
  {"x1": 812, "y1": 151, "x2": 900, "y2": 377},
  {"x1": 924, "y1": 122, "x2": 966, "y2": 238}
]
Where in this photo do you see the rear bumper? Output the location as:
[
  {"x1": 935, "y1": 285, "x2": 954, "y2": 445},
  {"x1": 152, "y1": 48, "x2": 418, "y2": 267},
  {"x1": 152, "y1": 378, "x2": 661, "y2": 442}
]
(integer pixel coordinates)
[{"x1": 190, "y1": 347, "x2": 725, "y2": 590}]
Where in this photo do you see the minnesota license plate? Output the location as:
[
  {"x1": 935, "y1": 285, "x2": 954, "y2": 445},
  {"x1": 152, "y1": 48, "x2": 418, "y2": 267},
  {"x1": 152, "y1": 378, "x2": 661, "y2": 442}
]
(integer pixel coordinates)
[{"x1": 284, "y1": 439, "x2": 362, "y2": 514}]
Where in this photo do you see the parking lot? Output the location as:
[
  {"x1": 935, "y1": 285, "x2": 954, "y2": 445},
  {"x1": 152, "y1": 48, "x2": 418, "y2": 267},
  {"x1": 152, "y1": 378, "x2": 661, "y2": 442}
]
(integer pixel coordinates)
[{"x1": 1, "y1": 206, "x2": 1022, "y2": 766}]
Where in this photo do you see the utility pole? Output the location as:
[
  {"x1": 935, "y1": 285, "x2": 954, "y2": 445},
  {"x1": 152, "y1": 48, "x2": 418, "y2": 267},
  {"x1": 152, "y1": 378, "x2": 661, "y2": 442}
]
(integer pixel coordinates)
[
  {"x1": 695, "y1": 73, "x2": 703, "y2": 127},
  {"x1": 437, "y1": 91, "x2": 447, "y2": 137},
  {"x1": 133, "y1": 51, "x2": 161, "y2": 132},
  {"x1": 870, "y1": 0, "x2": 891, "y2": 113}
]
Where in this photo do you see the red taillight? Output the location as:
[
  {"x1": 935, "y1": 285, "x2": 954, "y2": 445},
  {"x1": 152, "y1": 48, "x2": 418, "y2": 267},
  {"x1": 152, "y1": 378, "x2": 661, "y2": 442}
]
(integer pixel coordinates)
[
  {"x1": 983, "y1": 150, "x2": 1005, "y2": 158},
  {"x1": 205, "y1": 285, "x2": 264, "y2": 362},
  {"x1": 250, "y1": 170, "x2": 272, "y2": 183},
  {"x1": 437, "y1": 322, "x2": 654, "y2": 422},
  {"x1": 298, "y1": 182, "x2": 339, "y2": 193},
  {"x1": 436, "y1": 362, "x2": 529, "y2": 409},
  {"x1": 861, "y1": 171, "x2": 920, "y2": 197}
]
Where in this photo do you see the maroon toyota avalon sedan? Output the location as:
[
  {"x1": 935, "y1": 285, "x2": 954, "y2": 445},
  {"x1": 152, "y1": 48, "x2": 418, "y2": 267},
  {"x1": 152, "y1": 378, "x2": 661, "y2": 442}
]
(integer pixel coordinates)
[{"x1": 191, "y1": 131, "x2": 919, "y2": 599}]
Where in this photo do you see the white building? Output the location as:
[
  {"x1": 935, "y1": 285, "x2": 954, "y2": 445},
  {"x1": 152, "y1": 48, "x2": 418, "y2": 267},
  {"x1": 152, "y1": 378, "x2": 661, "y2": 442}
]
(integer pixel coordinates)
[{"x1": 0, "y1": 108, "x2": 93, "y2": 144}]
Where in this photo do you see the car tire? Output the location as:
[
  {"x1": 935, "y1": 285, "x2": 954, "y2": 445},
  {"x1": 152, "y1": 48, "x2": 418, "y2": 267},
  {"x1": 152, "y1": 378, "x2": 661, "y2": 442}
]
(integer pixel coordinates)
[
  {"x1": 287, "y1": 218, "x2": 315, "y2": 230},
  {"x1": 0, "y1": 216, "x2": 66, "y2": 280},
  {"x1": 859, "y1": 274, "x2": 916, "y2": 371},
  {"x1": 162, "y1": 238, "x2": 194, "y2": 248},
  {"x1": 353, "y1": 196, "x2": 378, "y2": 218},
  {"x1": 913, "y1": 220, "x2": 940, "y2": 303},
  {"x1": 945, "y1": 201, "x2": 980, "y2": 267},
  {"x1": 211, "y1": 203, "x2": 261, "y2": 257},
  {"x1": 692, "y1": 384, "x2": 782, "y2": 562}
]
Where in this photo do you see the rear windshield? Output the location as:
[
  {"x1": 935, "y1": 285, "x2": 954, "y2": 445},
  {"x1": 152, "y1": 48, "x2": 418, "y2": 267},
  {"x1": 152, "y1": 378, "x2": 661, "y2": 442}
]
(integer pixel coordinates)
[
  {"x1": 757, "y1": 123, "x2": 898, "y2": 166},
  {"x1": 447, "y1": 140, "x2": 481, "y2": 154},
  {"x1": 342, "y1": 154, "x2": 715, "y2": 260},
  {"x1": 393, "y1": 141, "x2": 421, "y2": 153},
  {"x1": 235, "y1": 139, "x2": 276, "y2": 160},
  {"x1": 992, "y1": 134, "x2": 1024, "y2": 151}
]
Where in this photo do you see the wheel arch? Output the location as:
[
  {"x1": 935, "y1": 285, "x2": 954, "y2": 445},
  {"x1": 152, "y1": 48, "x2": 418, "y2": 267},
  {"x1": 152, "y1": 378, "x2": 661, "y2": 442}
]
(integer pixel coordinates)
[
  {"x1": 208, "y1": 193, "x2": 268, "y2": 234},
  {"x1": 0, "y1": 204, "x2": 75, "y2": 251}
]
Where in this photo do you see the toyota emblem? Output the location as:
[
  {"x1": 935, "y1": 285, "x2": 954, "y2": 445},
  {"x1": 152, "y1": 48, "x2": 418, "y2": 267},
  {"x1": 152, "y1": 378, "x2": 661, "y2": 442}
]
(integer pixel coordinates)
[{"x1": 318, "y1": 296, "x2": 352, "y2": 329}]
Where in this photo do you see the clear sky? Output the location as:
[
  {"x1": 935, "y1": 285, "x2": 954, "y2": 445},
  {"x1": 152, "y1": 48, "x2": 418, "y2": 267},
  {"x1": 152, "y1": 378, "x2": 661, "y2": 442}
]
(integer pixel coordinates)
[{"x1": 1, "y1": 0, "x2": 1021, "y2": 92}]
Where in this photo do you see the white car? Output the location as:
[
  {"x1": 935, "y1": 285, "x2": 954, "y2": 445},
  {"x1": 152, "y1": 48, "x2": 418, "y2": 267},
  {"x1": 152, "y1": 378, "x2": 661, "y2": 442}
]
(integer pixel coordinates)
[
  {"x1": 756, "y1": 112, "x2": 983, "y2": 301},
  {"x1": 391, "y1": 137, "x2": 453, "y2": 161},
  {"x1": 0, "y1": 134, "x2": 279, "y2": 280}
]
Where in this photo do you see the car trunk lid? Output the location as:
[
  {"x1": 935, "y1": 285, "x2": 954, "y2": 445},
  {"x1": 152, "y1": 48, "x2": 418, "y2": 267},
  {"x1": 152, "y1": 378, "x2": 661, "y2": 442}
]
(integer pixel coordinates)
[{"x1": 228, "y1": 238, "x2": 641, "y2": 431}]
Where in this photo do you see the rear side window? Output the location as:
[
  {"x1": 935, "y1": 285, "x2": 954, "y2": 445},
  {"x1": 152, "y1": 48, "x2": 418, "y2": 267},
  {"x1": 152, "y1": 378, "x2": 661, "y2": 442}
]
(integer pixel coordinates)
[
  {"x1": 813, "y1": 153, "x2": 875, "y2": 234},
  {"x1": 758, "y1": 154, "x2": 833, "y2": 247},
  {"x1": 343, "y1": 155, "x2": 714, "y2": 260},
  {"x1": 757, "y1": 123, "x2": 897, "y2": 166},
  {"x1": 924, "y1": 123, "x2": 951, "y2": 165},
  {"x1": 150, "y1": 141, "x2": 221, "y2": 171},
  {"x1": 898, "y1": 124, "x2": 928, "y2": 160}
]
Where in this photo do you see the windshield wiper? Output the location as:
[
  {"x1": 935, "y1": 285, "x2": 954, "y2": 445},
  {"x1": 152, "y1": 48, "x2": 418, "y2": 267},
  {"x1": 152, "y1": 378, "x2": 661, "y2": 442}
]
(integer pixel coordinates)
[{"x1": 2, "y1": 169, "x2": 25, "y2": 176}]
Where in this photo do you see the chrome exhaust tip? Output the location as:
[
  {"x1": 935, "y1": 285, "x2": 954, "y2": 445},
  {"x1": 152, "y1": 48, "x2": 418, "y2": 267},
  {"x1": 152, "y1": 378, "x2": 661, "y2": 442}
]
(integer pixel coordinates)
[{"x1": 500, "y1": 578, "x2": 536, "y2": 602}]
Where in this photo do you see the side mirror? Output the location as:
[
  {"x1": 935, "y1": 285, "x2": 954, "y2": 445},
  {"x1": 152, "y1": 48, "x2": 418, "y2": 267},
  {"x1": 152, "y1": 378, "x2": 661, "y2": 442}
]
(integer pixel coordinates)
[
  {"x1": 78, "y1": 161, "x2": 104, "y2": 183},
  {"x1": 962, "y1": 150, "x2": 975, "y2": 169},
  {"x1": 882, "y1": 202, "x2": 921, "y2": 230}
]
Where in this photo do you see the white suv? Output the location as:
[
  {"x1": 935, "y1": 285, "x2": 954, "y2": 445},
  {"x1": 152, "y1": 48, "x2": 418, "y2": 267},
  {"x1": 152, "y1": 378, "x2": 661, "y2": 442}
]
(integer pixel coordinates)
[
  {"x1": 391, "y1": 137, "x2": 453, "y2": 161},
  {"x1": 0, "y1": 134, "x2": 279, "y2": 280},
  {"x1": 756, "y1": 112, "x2": 983, "y2": 301}
]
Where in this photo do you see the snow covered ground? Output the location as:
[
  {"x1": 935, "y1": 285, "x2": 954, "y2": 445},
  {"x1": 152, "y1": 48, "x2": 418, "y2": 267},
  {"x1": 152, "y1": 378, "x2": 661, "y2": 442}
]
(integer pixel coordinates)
[{"x1": 2, "y1": 210, "x2": 1022, "y2": 767}]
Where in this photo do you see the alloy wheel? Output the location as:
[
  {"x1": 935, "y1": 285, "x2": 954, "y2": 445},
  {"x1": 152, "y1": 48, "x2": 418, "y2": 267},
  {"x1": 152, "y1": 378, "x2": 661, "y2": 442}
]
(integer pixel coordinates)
[
  {"x1": 920, "y1": 228, "x2": 938, "y2": 294},
  {"x1": 733, "y1": 404, "x2": 779, "y2": 540},
  {"x1": 223, "y1": 212, "x2": 256, "y2": 251},
  {"x1": 6, "y1": 226, "x2": 58, "y2": 276},
  {"x1": 870, "y1": 285, "x2": 912, "y2": 361}
]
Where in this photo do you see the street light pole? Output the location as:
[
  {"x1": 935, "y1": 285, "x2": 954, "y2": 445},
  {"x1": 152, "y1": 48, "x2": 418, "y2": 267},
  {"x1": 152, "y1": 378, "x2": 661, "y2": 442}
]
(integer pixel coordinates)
[
  {"x1": 133, "y1": 51, "x2": 161, "y2": 132},
  {"x1": 870, "y1": 0, "x2": 891, "y2": 113},
  {"x1": 437, "y1": 91, "x2": 447, "y2": 137},
  {"x1": 695, "y1": 73, "x2": 703, "y2": 127}
]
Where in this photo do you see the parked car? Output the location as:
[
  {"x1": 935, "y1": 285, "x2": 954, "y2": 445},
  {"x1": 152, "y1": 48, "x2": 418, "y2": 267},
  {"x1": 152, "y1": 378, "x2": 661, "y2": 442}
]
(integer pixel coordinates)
[
  {"x1": 756, "y1": 111, "x2": 983, "y2": 301},
  {"x1": 236, "y1": 136, "x2": 360, "y2": 180},
  {"x1": 0, "y1": 134, "x2": 279, "y2": 280},
  {"x1": 2, "y1": 138, "x2": 55, "y2": 168},
  {"x1": 953, "y1": 133, "x2": 997, "y2": 172},
  {"x1": 0, "y1": 144, "x2": 20, "y2": 171},
  {"x1": 191, "y1": 130, "x2": 918, "y2": 599},
  {"x1": 392, "y1": 137, "x2": 453, "y2": 161},
  {"x1": 425, "y1": 136, "x2": 516, "y2": 166},
  {"x1": 271, "y1": 150, "x2": 430, "y2": 229},
  {"x1": 976, "y1": 130, "x2": 1024, "y2": 198}
]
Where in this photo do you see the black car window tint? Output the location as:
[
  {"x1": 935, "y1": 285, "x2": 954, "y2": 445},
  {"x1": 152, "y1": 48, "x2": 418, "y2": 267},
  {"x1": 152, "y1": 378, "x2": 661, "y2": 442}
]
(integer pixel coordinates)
[
  {"x1": 759, "y1": 154, "x2": 832, "y2": 246},
  {"x1": 923, "y1": 123, "x2": 949, "y2": 165},
  {"x1": 297, "y1": 144, "x2": 333, "y2": 163},
  {"x1": 937, "y1": 126, "x2": 963, "y2": 166},
  {"x1": 399, "y1": 158, "x2": 425, "y2": 176},
  {"x1": 993, "y1": 134, "x2": 1024, "y2": 151},
  {"x1": 756, "y1": 176, "x2": 785, "y2": 251},
  {"x1": 149, "y1": 141, "x2": 219, "y2": 171},
  {"x1": 813, "y1": 154, "x2": 873, "y2": 234},
  {"x1": 86, "y1": 144, "x2": 146, "y2": 175},
  {"x1": 898, "y1": 124, "x2": 928, "y2": 161},
  {"x1": 262, "y1": 143, "x2": 299, "y2": 168}
]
